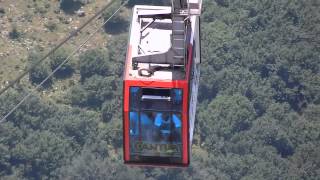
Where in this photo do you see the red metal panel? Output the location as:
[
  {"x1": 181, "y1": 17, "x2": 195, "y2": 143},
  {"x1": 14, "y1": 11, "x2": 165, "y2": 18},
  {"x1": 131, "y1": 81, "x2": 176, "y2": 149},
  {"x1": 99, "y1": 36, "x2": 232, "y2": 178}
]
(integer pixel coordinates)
[
  {"x1": 123, "y1": 82, "x2": 130, "y2": 161},
  {"x1": 181, "y1": 82, "x2": 189, "y2": 164},
  {"x1": 125, "y1": 162, "x2": 189, "y2": 167},
  {"x1": 123, "y1": 43, "x2": 194, "y2": 166},
  {"x1": 124, "y1": 79, "x2": 189, "y2": 165},
  {"x1": 123, "y1": 45, "x2": 132, "y2": 162},
  {"x1": 182, "y1": 44, "x2": 194, "y2": 164}
]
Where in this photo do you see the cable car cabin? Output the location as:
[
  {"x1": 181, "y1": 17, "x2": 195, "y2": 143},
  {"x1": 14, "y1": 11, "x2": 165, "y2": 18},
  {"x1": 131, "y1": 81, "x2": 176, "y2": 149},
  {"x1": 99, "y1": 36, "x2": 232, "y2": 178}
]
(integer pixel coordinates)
[{"x1": 123, "y1": 2, "x2": 201, "y2": 167}]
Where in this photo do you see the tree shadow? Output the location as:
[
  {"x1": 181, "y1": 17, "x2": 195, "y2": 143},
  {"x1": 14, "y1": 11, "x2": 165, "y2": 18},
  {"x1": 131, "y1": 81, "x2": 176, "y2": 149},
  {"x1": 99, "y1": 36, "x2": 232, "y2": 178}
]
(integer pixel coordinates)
[
  {"x1": 126, "y1": 0, "x2": 170, "y2": 8},
  {"x1": 54, "y1": 68, "x2": 74, "y2": 79},
  {"x1": 104, "y1": 21, "x2": 129, "y2": 35},
  {"x1": 269, "y1": 138, "x2": 294, "y2": 158},
  {"x1": 35, "y1": 80, "x2": 53, "y2": 90},
  {"x1": 60, "y1": 1, "x2": 82, "y2": 14}
]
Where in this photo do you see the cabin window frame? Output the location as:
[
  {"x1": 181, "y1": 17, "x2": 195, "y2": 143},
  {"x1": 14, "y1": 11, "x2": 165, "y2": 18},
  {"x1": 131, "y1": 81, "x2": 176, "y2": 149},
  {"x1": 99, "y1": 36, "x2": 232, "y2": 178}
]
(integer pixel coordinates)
[{"x1": 129, "y1": 87, "x2": 184, "y2": 163}]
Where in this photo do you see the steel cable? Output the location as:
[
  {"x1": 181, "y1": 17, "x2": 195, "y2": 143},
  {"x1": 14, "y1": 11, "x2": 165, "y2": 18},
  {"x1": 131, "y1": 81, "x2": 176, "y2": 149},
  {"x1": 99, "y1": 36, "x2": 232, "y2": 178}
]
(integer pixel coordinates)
[
  {"x1": 0, "y1": 0, "x2": 118, "y2": 96},
  {"x1": 0, "y1": 0, "x2": 129, "y2": 123}
]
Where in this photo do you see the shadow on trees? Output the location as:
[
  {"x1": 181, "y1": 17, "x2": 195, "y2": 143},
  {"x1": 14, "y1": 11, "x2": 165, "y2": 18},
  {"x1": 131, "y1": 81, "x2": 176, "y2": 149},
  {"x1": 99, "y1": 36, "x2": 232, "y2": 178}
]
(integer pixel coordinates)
[
  {"x1": 33, "y1": 80, "x2": 53, "y2": 90},
  {"x1": 198, "y1": 83, "x2": 218, "y2": 103},
  {"x1": 60, "y1": 0, "x2": 82, "y2": 14},
  {"x1": 269, "y1": 138, "x2": 294, "y2": 158},
  {"x1": 54, "y1": 69, "x2": 74, "y2": 79},
  {"x1": 103, "y1": 3, "x2": 129, "y2": 35},
  {"x1": 29, "y1": 67, "x2": 53, "y2": 89},
  {"x1": 104, "y1": 21, "x2": 129, "y2": 35},
  {"x1": 126, "y1": 0, "x2": 170, "y2": 8},
  {"x1": 276, "y1": 67, "x2": 307, "y2": 112}
]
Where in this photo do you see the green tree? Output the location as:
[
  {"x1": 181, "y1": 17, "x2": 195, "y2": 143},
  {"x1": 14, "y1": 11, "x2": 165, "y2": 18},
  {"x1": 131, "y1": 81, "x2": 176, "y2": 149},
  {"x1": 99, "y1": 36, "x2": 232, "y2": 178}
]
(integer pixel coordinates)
[
  {"x1": 28, "y1": 51, "x2": 52, "y2": 86},
  {"x1": 1, "y1": 1, "x2": 320, "y2": 179},
  {"x1": 29, "y1": 64, "x2": 52, "y2": 86},
  {"x1": 79, "y1": 49, "x2": 110, "y2": 80},
  {"x1": 11, "y1": 131, "x2": 74, "y2": 179},
  {"x1": 198, "y1": 95, "x2": 256, "y2": 148},
  {"x1": 103, "y1": 1, "x2": 129, "y2": 34},
  {"x1": 106, "y1": 33, "x2": 128, "y2": 76},
  {"x1": 0, "y1": 88, "x2": 56, "y2": 130},
  {"x1": 68, "y1": 85, "x2": 88, "y2": 107},
  {"x1": 69, "y1": 75, "x2": 116, "y2": 108},
  {"x1": 101, "y1": 99, "x2": 121, "y2": 123},
  {"x1": 0, "y1": 122, "x2": 24, "y2": 177},
  {"x1": 59, "y1": 149, "x2": 146, "y2": 180},
  {"x1": 290, "y1": 142, "x2": 320, "y2": 179},
  {"x1": 49, "y1": 48, "x2": 74, "y2": 78},
  {"x1": 46, "y1": 108, "x2": 99, "y2": 146}
]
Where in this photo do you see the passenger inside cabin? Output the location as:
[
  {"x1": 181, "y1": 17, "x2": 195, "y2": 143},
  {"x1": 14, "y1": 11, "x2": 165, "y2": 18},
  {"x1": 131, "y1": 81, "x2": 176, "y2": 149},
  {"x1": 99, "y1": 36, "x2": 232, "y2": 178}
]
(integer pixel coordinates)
[{"x1": 154, "y1": 113, "x2": 181, "y2": 143}]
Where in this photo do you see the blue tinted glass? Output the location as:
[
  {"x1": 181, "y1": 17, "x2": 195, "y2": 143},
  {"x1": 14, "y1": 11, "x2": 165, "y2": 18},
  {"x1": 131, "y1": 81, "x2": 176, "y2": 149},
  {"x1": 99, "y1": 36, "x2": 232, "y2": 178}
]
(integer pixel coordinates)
[
  {"x1": 173, "y1": 89, "x2": 182, "y2": 104},
  {"x1": 172, "y1": 114, "x2": 181, "y2": 128},
  {"x1": 141, "y1": 113, "x2": 152, "y2": 126},
  {"x1": 130, "y1": 87, "x2": 140, "y2": 94},
  {"x1": 154, "y1": 113, "x2": 163, "y2": 127},
  {"x1": 129, "y1": 112, "x2": 139, "y2": 136},
  {"x1": 130, "y1": 112, "x2": 182, "y2": 159},
  {"x1": 130, "y1": 87, "x2": 140, "y2": 110},
  {"x1": 129, "y1": 87, "x2": 183, "y2": 164}
]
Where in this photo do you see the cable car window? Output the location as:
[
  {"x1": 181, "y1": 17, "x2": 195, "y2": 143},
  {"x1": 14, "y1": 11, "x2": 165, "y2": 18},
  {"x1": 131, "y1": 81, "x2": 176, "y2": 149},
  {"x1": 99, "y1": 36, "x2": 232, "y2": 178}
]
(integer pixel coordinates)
[
  {"x1": 130, "y1": 87, "x2": 140, "y2": 110},
  {"x1": 172, "y1": 89, "x2": 182, "y2": 112},
  {"x1": 129, "y1": 112, "x2": 139, "y2": 136},
  {"x1": 129, "y1": 87, "x2": 183, "y2": 164}
]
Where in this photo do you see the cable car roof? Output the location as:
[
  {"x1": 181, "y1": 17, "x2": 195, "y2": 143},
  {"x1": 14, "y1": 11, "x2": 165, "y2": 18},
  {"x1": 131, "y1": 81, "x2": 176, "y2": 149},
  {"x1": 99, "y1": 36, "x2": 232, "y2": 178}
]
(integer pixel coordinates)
[{"x1": 124, "y1": 6, "x2": 198, "y2": 81}]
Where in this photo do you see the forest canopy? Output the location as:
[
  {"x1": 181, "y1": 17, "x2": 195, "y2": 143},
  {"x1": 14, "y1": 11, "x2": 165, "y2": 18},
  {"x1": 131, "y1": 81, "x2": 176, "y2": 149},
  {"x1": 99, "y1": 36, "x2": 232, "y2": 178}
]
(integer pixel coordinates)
[{"x1": 0, "y1": 0, "x2": 319, "y2": 179}]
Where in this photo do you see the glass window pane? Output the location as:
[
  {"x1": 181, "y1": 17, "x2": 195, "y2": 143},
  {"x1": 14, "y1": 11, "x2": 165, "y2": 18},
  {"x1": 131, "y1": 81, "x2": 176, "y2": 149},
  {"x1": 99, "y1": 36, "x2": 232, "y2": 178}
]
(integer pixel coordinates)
[
  {"x1": 172, "y1": 89, "x2": 182, "y2": 104},
  {"x1": 172, "y1": 89, "x2": 183, "y2": 112},
  {"x1": 130, "y1": 87, "x2": 140, "y2": 110},
  {"x1": 172, "y1": 113, "x2": 182, "y2": 142},
  {"x1": 129, "y1": 112, "x2": 139, "y2": 136},
  {"x1": 130, "y1": 112, "x2": 182, "y2": 157},
  {"x1": 129, "y1": 87, "x2": 183, "y2": 164}
]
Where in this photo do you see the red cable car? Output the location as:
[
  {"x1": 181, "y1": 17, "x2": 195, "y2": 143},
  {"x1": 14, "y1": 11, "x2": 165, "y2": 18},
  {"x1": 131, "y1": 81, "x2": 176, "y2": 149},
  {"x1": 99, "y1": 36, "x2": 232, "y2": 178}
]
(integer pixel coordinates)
[{"x1": 123, "y1": 0, "x2": 202, "y2": 167}]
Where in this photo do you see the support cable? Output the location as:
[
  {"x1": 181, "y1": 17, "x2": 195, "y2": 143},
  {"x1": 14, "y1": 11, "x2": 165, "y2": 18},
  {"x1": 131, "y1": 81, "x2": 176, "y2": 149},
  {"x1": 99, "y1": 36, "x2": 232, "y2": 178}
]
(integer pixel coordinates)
[
  {"x1": 0, "y1": 0, "x2": 118, "y2": 96},
  {"x1": 0, "y1": 0, "x2": 129, "y2": 123}
]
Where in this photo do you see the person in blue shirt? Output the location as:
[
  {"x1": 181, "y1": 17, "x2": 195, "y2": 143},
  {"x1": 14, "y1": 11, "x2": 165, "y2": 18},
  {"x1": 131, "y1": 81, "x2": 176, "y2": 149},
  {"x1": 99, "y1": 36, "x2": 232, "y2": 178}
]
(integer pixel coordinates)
[{"x1": 154, "y1": 113, "x2": 181, "y2": 142}]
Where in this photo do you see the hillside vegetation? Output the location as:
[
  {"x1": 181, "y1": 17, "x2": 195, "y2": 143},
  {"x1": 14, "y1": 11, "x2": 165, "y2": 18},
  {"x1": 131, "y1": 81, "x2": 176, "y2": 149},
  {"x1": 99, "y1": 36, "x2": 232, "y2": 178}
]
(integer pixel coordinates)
[{"x1": 0, "y1": 0, "x2": 319, "y2": 179}]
